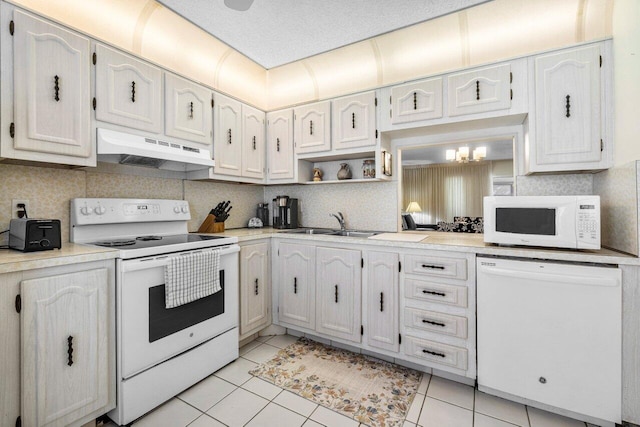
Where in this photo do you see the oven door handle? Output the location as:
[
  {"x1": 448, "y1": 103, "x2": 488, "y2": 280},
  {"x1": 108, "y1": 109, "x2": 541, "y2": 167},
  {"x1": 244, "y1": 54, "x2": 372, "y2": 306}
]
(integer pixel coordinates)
[{"x1": 121, "y1": 245, "x2": 239, "y2": 272}]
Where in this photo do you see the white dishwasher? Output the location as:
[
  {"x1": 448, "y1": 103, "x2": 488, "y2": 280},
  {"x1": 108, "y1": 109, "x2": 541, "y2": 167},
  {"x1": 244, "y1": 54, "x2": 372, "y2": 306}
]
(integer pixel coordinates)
[{"x1": 477, "y1": 256, "x2": 621, "y2": 424}]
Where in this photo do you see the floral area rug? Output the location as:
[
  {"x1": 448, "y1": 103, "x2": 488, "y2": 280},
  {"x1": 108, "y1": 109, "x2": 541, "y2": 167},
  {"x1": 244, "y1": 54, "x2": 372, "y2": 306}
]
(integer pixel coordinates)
[{"x1": 249, "y1": 337, "x2": 422, "y2": 427}]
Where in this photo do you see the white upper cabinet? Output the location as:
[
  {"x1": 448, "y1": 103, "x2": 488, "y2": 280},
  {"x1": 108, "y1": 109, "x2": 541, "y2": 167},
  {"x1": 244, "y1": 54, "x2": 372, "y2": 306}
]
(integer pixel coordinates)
[
  {"x1": 316, "y1": 247, "x2": 362, "y2": 343},
  {"x1": 332, "y1": 91, "x2": 377, "y2": 150},
  {"x1": 165, "y1": 73, "x2": 212, "y2": 147},
  {"x1": 267, "y1": 108, "x2": 295, "y2": 181},
  {"x1": 242, "y1": 104, "x2": 266, "y2": 179},
  {"x1": 95, "y1": 44, "x2": 163, "y2": 133},
  {"x1": 294, "y1": 101, "x2": 331, "y2": 154},
  {"x1": 21, "y1": 268, "x2": 111, "y2": 427},
  {"x1": 447, "y1": 64, "x2": 511, "y2": 116},
  {"x1": 391, "y1": 78, "x2": 443, "y2": 124},
  {"x1": 10, "y1": 10, "x2": 92, "y2": 164},
  {"x1": 529, "y1": 44, "x2": 606, "y2": 171},
  {"x1": 213, "y1": 93, "x2": 242, "y2": 176}
]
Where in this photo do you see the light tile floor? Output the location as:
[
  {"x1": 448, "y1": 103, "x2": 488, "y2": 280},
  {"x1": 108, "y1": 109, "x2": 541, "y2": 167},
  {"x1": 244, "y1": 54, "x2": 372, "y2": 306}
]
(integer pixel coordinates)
[{"x1": 102, "y1": 335, "x2": 600, "y2": 427}]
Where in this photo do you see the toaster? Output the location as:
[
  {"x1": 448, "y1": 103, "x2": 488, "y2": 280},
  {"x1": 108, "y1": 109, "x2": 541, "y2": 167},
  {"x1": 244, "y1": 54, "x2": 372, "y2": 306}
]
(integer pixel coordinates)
[{"x1": 9, "y1": 218, "x2": 62, "y2": 252}]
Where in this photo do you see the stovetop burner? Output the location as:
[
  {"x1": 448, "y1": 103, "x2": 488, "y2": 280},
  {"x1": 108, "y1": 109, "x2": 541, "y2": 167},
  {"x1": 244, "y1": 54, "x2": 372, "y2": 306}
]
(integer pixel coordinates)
[
  {"x1": 94, "y1": 239, "x2": 137, "y2": 247},
  {"x1": 136, "y1": 235, "x2": 163, "y2": 241}
]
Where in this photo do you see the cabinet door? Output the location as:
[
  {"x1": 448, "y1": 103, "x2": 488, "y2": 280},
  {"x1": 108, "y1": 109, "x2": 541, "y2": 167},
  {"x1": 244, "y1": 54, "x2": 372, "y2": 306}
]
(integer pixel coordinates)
[
  {"x1": 242, "y1": 105, "x2": 265, "y2": 179},
  {"x1": 366, "y1": 251, "x2": 399, "y2": 352},
  {"x1": 13, "y1": 10, "x2": 91, "y2": 159},
  {"x1": 391, "y1": 78, "x2": 443, "y2": 124},
  {"x1": 278, "y1": 242, "x2": 315, "y2": 330},
  {"x1": 240, "y1": 242, "x2": 270, "y2": 336},
  {"x1": 267, "y1": 109, "x2": 294, "y2": 181},
  {"x1": 316, "y1": 247, "x2": 361, "y2": 342},
  {"x1": 447, "y1": 64, "x2": 511, "y2": 116},
  {"x1": 95, "y1": 44, "x2": 162, "y2": 133},
  {"x1": 21, "y1": 269, "x2": 109, "y2": 427},
  {"x1": 294, "y1": 101, "x2": 331, "y2": 154},
  {"x1": 165, "y1": 73, "x2": 213, "y2": 147},
  {"x1": 332, "y1": 92, "x2": 376, "y2": 150},
  {"x1": 213, "y1": 93, "x2": 242, "y2": 176},
  {"x1": 534, "y1": 45, "x2": 601, "y2": 165}
]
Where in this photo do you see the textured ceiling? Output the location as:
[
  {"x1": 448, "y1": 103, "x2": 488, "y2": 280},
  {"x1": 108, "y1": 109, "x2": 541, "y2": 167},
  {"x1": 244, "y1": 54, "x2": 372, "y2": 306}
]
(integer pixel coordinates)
[{"x1": 156, "y1": 0, "x2": 490, "y2": 69}]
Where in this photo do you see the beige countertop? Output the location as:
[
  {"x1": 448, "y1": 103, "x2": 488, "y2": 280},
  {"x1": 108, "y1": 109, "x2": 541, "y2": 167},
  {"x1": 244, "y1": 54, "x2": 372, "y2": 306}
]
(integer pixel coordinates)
[
  {"x1": 217, "y1": 227, "x2": 639, "y2": 265},
  {"x1": 0, "y1": 243, "x2": 118, "y2": 274}
]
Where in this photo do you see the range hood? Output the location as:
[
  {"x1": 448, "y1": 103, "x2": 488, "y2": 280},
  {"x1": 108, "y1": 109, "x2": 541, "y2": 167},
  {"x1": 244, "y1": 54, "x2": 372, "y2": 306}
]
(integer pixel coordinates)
[{"x1": 97, "y1": 128, "x2": 215, "y2": 172}]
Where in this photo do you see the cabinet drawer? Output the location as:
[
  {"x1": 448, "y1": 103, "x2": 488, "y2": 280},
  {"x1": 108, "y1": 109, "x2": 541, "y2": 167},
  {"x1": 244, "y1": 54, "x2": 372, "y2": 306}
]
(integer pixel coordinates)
[
  {"x1": 404, "y1": 308, "x2": 467, "y2": 339},
  {"x1": 404, "y1": 254, "x2": 467, "y2": 280},
  {"x1": 404, "y1": 279, "x2": 468, "y2": 308},
  {"x1": 404, "y1": 335, "x2": 468, "y2": 371}
]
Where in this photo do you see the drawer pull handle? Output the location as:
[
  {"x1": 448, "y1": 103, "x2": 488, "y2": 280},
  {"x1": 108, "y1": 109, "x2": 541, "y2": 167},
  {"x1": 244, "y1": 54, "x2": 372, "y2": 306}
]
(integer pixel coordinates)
[
  {"x1": 422, "y1": 319, "x2": 446, "y2": 327},
  {"x1": 276, "y1": 137, "x2": 280, "y2": 152},
  {"x1": 422, "y1": 349, "x2": 446, "y2": 358},
  {"x1": 335, "y1": 284, "x2": 339, "y2": 303},
  {"x1": 67, "y1": 336, "x2": 74, "y2": 366},
  {"x1": 413, "y1": 91, "x2": 417, "y2": 110},
  {"x1": 476, "y1": 80, "x2": 480, "y2": 100},
  {"x1": 252, "y1": 136, "x2": 256, "y2": 150},
  {"x1": 189, "y1": 101, "x2": 194, "y2": 119},
  {"x1": 565, "y1": 95, "x2": 571, "y2": 118},
  {"x1": 228, "y1": 128, "x2": 232, "y2": 144},
  {"x1": 294, "y1": 277, "x2": 297, "y2": 294},
  {"x1": 254, "y1": 278, "x2": 259, "y2": 295},
  {"x1": 310, "y1": 120, "x2": 313, "y2": 135},
  {"x1": 380, "y1": 292, "x2": 384, "y2": 312},
  {"x1": 421, "y1": 264, "x2": 445, "y2": 270},
  {"x1": 131, "y1": 81, "x2": 136, "y2": 103},
  {"x1": 422, "y1": 290, "x2": 446, "y2": 297}
]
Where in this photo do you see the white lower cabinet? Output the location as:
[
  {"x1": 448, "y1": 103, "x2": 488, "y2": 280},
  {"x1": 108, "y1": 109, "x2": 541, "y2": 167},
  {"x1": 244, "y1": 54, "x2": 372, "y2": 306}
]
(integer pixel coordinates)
[
  {"x1": 365, "y1": 251, "x2": 399, "y2": 352},
  {"x1": 240, "y1": 242, "x2": 271, "y2": 339},
  {"x1": 0, "y1": 260, "x2": 115, "y2": 427},
  {"x1": 278, "y1": 242, "x2": 316, "y2": 330},
  {"x1": 316, "y1": 247, "x2": 362, "y2": 343}
]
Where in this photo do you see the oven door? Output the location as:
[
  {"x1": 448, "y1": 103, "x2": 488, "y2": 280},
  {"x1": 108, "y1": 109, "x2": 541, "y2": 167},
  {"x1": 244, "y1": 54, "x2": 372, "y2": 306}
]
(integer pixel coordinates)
[{"x1": 118, "y1": 244, "x2": 239, "y2": 379}]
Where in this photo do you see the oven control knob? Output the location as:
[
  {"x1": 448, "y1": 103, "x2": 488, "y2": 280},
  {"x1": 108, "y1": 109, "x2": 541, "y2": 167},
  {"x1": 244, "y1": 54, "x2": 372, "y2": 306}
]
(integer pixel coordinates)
[
  {"x1": 181, "y1": 206, "x2": 189, "y2": 214},
  {"x1": 80, "y1": 206, "x2": 93, "y2": 215},
  {"x1": 173, "y1": 206, "x2": 181, "y2": 213},
  {"x1": 95, "y1": 206, "x2": 106, "y2": 215}
]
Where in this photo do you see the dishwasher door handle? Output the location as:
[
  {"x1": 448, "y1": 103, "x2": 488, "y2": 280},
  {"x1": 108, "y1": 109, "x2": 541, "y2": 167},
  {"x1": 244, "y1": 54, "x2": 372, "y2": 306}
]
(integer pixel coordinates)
[{"x1": 479, "y1": 266, "x2": 619, "y2": 288}]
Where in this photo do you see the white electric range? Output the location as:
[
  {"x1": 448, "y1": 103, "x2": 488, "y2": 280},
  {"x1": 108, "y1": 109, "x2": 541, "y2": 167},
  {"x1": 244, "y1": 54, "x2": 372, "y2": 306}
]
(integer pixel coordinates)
[{"x1": 70, "y1": 198, "x2": 240, "y2": 426}]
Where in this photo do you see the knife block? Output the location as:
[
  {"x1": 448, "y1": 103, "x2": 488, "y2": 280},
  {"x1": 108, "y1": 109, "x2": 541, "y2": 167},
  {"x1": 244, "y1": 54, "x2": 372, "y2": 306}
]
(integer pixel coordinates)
[{"x1": 209, "y1": 221, "x2": 225, "y2": 233}]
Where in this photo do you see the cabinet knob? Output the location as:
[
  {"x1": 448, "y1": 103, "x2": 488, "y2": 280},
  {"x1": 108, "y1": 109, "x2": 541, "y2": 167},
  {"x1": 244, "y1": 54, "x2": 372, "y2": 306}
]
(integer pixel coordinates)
[{"x1": 539, "y1": 377, "x2": 547, "y2": 384}]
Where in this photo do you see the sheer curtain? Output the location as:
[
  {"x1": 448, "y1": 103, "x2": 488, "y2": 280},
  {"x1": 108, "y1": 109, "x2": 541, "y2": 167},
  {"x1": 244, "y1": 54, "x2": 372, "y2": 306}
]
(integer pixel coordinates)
[{"x1": 402, "y1": 163, "x2": 492, "y2": 224}]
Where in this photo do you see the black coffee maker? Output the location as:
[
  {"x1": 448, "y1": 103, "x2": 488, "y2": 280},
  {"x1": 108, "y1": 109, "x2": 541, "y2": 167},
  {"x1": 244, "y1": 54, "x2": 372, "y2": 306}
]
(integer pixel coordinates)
[{"x1": 272, "y1": 196, "x2": 299, "y2": 229}]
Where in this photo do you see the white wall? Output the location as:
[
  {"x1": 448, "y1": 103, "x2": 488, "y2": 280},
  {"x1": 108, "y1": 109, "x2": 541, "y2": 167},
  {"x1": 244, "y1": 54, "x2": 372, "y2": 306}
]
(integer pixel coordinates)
[{"x1": 612, "y1": 0, "x2": 640, "y2": 165}]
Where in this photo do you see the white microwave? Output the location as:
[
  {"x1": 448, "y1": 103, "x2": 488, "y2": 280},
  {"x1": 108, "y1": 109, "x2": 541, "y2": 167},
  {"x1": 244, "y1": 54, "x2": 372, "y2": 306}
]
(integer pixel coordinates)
[{"x1": 483, "y1": 195, "x2": 600, "y2": 250}]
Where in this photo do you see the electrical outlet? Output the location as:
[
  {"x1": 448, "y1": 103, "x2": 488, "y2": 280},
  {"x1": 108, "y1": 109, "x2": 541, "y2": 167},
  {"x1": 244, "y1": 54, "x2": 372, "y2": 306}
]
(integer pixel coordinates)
[{"x1": 11, "y1": 199, "x2": 30, "y2": 219}]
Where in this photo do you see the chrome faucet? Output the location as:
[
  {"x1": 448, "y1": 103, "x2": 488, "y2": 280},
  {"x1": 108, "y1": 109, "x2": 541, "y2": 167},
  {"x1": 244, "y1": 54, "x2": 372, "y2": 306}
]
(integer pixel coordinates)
[{"x1": 330, "y1": 212, "x2": 346, "y2": 231}]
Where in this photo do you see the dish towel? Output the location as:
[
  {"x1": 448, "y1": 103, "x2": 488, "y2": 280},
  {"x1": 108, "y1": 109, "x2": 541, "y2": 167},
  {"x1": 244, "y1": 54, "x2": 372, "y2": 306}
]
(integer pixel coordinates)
[{"x1": 165, "y1": 249, "x2": 221, "y2": 309}]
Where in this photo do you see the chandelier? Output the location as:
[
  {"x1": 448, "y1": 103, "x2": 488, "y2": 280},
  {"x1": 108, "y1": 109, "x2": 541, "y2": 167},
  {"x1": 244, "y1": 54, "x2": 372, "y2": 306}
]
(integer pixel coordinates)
[{"x1": 446, "y1": 146, "x2": 486, "y2": 163}]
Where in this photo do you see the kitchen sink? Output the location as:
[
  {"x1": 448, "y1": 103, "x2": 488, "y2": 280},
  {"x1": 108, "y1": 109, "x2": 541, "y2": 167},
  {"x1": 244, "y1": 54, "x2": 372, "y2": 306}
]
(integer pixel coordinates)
[
  {"x1": 279, "y1": 229, "x2": 380, "y2": 238},
  {"x1": 329, "y1": 230, "x2": 380, "y2": 238},
  {"x1": 279, "y1": 228, "x2": 336, "y2": 235}
]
